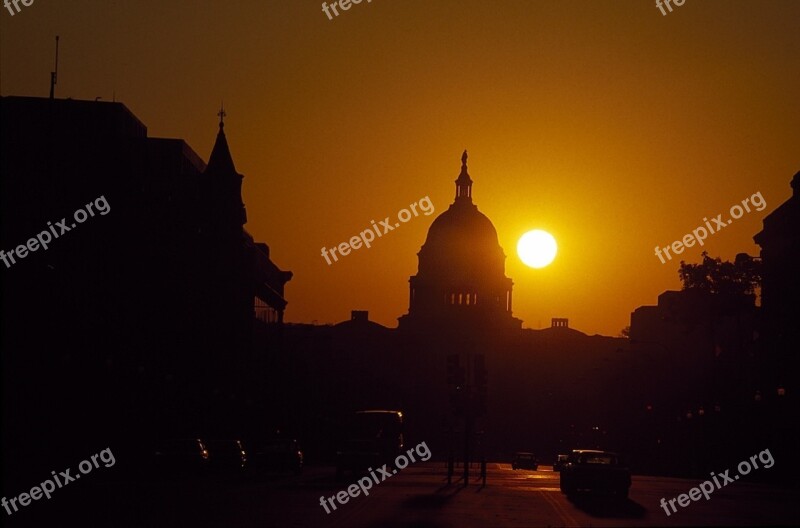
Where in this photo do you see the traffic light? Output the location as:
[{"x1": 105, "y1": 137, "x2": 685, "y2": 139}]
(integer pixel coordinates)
[{"x1": 446, "y1": 354, "x2": 465, "y2": 386}]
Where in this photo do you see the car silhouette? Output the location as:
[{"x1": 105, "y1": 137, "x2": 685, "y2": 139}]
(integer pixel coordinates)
[
  {"x1": 511, "y1": 452, "x2": 539, "y2": 470},
  {"x1": 559, "y1": 449, "x2": 631, "y2": 499},
  {"x1": 553, "y1": 454, "x2": 568, "y2": 472}
]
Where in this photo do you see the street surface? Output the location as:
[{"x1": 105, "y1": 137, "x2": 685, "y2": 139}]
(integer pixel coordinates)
[{"x1": 11, "y1": 464, "x2": 799, "y2": 527}]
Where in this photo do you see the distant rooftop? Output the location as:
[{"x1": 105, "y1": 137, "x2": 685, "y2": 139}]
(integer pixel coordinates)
[{"x1": 1, "y1": 96, "x2": 147, "y2": 138}]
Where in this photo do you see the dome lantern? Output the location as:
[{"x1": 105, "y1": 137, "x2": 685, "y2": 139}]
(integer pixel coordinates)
[{"x1": 455, "y1": 149, "x2": 473, "y2": 202}]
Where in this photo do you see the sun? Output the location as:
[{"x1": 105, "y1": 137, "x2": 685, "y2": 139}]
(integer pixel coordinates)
[{"x1": 517, "y1": 230, "x2": 557, "y2": 268}]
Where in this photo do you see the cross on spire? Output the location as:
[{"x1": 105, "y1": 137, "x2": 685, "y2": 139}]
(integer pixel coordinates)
[{"x1": 218, "y1": 103, "x2": 226, "y2": 128}]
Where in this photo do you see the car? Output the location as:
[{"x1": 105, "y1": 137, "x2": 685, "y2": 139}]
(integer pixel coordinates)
[
  {"x1": 152, "y1": 438, "x2": 210, "y2": 476},
  {"x1": 245, "y1": 437, "x2": 303, "y2": 474},
  {"x1": 336, "y1": 410, "x2": 404, "y2": 479},
  {"x1": 559, "y1": 449, "x2": 631, "y2": 498},
  {"x1": 205, "y1": 439, "x2": 247, "y2": 472},
  {"x1": 553, "y1": 454, "x2": 568, "y2": 472},
  {"x1": 511, "y1": 452, "x2": 539, "y2": 470}
]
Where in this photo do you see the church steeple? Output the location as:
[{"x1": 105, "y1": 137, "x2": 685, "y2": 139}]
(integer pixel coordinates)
[
  {"x1": 207, "y1": 103, "x2": 238, "y2": 176},
  {"x1": 204, "y1": 104, "x2": 247, "y2": 227},
  {"x1": 455, "y1": 149, "x2": 473, "y2": 203}
]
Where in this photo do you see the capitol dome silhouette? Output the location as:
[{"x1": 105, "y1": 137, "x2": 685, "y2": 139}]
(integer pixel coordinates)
[{"x1": 398, "y1": 151, "x2": 522, "y2": 333}]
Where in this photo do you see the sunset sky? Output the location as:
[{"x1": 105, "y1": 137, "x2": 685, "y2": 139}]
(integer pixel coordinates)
[{"x1": 2, "y1": 0, "x2": 798, "y2": 335}]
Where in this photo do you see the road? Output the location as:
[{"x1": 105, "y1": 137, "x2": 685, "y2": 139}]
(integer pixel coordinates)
[{"x1": 10, "y1": 464, "x2": 799, "y2": 527}]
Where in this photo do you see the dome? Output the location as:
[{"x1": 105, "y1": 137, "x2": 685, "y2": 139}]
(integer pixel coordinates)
[
  {"x1": 415, "y1": 151, "x2": 507, "y2": 280},
  {"x1": 423, "y1": 202, "x2": 500, "y2": 248},
  {"x1": 398, "y1": 150, "x2": 521, "y2": 332},
  {"x1": 418, "y1": 201, "x2": 507, "y2": 279}
]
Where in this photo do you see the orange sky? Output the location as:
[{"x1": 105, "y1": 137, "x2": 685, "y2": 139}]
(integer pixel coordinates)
[{"x1": 2, "y1": 0, "x2": 798, "y2": 335}]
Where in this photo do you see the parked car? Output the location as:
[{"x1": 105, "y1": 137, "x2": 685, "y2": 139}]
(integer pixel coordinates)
[
  {"x1": 245, "y1": 437, "x2": 303, "y2": 474},
  {"x1": 511, "y1": 452, "x2": 539, "y2": 470},
  {"x1": 206, "y1": 439, "x2": 247, "y2": 472},
  {"x1": 553, "y1": 454, "x2": 568, "y2": 472},
  {"x1": 559, "y1": 449, "x2": 631, "y2": 498},
  {"x1": 336, "y1": 410, "x2": 403, "y2": 479},
  {"x1": 152, "y1": 438, "x2": 210, "y2": 476}
]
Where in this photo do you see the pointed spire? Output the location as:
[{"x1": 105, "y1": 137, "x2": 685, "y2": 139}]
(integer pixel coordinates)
[
  {"x1": 207, "y1": 104, "x2": 237, "y2": 176},
  {"x1": 204, "y1": 105, "x2": 247, "y2": 227},
  {"x1": 455, "y1": 149, "x2": 473, "y2": 203}
]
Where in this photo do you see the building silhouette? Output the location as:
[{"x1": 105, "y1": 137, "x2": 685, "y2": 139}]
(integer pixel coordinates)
[
  {"x1": 398, "y1": 151, "x2": 522, "y2": 333},
  {"x1": 0, "y1": 96, "x2": 292, "y2": 475},
  {"x1": 754, "y1": 171, "x2": 800, "y2": 391},
  {"x1": 625, "y1": 171, "x2": 799, "y2": 477},
  {"x1": 198, "y1": 109, "x2": 293, "y2": 367},
  {"x1": 752, "y1": 171, "x2": 798, "y2": 478}
]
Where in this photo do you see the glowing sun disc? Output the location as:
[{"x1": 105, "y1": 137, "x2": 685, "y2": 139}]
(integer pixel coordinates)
[{"x1": 518, "y1": 230, "x2": 557, "y2": 268}]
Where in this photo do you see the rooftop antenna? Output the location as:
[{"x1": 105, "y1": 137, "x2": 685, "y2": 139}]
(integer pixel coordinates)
[{"x1": 49, "y1": 35, "x2": 59, "y2": 100}]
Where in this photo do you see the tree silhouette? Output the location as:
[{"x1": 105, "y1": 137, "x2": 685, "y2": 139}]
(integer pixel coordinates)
[{"x1": 678, "y1": 251, "x2": 762, "y2": 297}]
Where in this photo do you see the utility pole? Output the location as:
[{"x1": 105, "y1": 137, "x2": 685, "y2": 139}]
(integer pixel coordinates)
[
  {"x1": 49, "y1": 36, "x2": 59, "y2": 100},
  {"x1": 474, "y1": 354, "x2": 487, "y2": 486},
  {"x1": 464, "y1": 400, "x2": 471, "y2": 486},
  {"x1": 447, "y1": 352, "x2": 488, "y2": 487}
]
